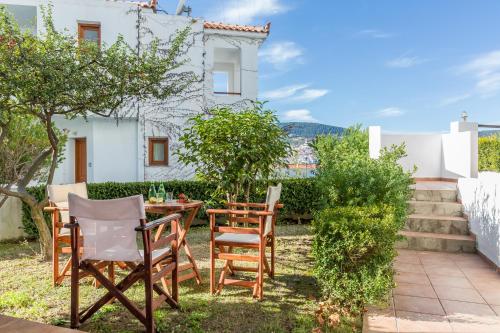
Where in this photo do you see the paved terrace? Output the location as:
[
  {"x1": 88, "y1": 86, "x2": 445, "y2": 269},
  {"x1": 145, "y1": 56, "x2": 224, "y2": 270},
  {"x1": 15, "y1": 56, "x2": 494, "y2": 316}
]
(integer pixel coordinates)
[{"x1": 364, "y1": 249, "x2": 500, "y2": 332}]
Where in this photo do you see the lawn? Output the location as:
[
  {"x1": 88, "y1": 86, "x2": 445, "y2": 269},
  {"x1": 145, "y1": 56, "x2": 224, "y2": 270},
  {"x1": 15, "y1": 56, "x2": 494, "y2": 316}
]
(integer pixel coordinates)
[{"x1": 0, "y1": 224, "x2": 361, "y2": 333}]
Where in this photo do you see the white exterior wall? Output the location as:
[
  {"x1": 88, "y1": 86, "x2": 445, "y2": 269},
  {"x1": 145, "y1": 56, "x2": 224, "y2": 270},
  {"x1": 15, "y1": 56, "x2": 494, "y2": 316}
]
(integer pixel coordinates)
[
  {"x1": 369, "y1": 121, "x2": 479, "y2": 179},
  {"x1": 458, "y1": 172, "x2": 500, "y2": 266},
  {"x1": 1, "y1": 0, "x2": 267, "y2": 184}
]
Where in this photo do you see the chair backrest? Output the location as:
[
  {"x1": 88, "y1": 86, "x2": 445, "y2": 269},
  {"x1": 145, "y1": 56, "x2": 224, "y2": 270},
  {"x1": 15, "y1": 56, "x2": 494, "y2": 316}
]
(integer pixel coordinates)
[
  {"x1": 264, "y1": 183, "x2": 282, "y2": 236},
  {"x1": 47, "y1": 183, "x2": 88, "y2": 223},
  {"x1": 68, "y1": 193, "x2": 146, "y2": 262}
]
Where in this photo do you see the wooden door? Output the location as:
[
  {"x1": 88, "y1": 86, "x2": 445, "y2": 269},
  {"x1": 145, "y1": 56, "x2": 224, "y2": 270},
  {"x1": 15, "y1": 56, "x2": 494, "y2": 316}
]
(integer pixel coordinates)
[{"x1": 75, "y1": 138, "x2": 87, "y2": 183}]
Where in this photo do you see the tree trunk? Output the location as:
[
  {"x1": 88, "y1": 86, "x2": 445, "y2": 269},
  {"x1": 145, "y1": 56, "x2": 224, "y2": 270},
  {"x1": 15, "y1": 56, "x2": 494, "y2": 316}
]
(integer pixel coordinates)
[{"x1": 30, "y1": 205, "x2": 52, "y2": 260}]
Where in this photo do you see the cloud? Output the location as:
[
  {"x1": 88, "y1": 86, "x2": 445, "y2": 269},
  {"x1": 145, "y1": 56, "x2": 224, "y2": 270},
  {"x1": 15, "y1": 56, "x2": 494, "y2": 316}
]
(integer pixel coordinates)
[
  {"x1": 261, "y1": 84, "x2": 309, "y2": 100},
  {"x1": 458, "y1": 50, "x2": 500, "y2": 96},
  {"x1": 357, "y1": 29, "x2": 393, "y2": 39},
  {"x1": 373, "y1": 107, "x2": 405, "y2": 118},
  {"x1": 282, "y1": 109, "x2": 318, "y2": 122},
  {"x1": 211, "y1": 0, "x2": 289, "y2": 25},
  {"x1": 386, "y1": 55, "x2": 428, "y2": 68},
  {"x1": 291, "y1": 89, "x2": 330, "y2": 102},
  {"x1": 439, "y1": 93, "x2": 472, "y2": 106},
  {"x1": 259, "y1": 41, "x2": 303, "y2": 68},
  {"x1": 261, "y1": 84, "x2": 329, "y2": 103}
]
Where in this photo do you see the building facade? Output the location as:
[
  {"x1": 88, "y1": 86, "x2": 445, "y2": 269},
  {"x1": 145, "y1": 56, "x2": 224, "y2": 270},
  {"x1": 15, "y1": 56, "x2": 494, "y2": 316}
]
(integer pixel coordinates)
[{"x1": 1, "y1": 0, "x2": 270, "y2": 183}]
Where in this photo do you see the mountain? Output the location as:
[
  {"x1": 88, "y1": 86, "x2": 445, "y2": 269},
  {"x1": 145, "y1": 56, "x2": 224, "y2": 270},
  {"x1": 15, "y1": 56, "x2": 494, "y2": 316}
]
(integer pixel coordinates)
[
  {"x1": 479, "y1": 130, "x2": 500, "y2": 137},
  {"x1": 280, "y1": 122, "x2": 345, "y2": 139}
]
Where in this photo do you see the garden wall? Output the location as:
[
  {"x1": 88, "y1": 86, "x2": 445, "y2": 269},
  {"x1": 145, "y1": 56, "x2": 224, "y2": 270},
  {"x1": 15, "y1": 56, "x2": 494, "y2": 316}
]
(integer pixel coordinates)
[
  {"x1": 0, "y1": 194, "x2": 25, "y2": 241},
  {"x1": 458, "y1": 172, "x2": 500, "y2": 267}
]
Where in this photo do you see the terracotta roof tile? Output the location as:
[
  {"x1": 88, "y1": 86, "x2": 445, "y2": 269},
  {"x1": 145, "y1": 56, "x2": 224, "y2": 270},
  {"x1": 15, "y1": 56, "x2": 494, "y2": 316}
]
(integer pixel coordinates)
[{"x1": 204, "y1": 21, "x2": 271, "y2": 34}]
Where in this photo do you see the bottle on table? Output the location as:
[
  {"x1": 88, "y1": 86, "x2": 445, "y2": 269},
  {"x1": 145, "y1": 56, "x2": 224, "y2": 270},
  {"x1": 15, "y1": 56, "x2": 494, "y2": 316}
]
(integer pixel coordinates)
[{"x1": 148, "y1": 184, "x2": 157, "y2": 203}]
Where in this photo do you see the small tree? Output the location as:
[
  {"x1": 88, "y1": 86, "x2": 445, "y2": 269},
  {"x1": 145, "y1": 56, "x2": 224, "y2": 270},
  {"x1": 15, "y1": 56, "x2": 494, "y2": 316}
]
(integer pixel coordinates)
[
  {"x1": 177, "y1": 103, "x2": 291, "y2": 202},
  {"x1": 0, "y1": 6, "x2": 196, "y2": 259}
]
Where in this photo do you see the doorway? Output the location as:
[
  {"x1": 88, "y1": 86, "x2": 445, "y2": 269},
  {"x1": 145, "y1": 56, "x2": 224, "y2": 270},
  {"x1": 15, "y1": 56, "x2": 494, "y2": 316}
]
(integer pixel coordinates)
[{"x1": 75, "y1": 138, "x2": 87, "y2": 183}]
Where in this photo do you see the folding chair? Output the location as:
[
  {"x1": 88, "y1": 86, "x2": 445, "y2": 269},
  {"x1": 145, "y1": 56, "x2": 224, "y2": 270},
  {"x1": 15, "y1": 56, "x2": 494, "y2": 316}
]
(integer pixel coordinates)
[
  {"x1": 45, "y1": 183, "x2": 94, "y2": 286},
  {"x1": 67, "y1": 194, "x2": 179, "y2": 333},
  {"x1": 207, "y1": 184, "x2": 282, "y2": 300}
]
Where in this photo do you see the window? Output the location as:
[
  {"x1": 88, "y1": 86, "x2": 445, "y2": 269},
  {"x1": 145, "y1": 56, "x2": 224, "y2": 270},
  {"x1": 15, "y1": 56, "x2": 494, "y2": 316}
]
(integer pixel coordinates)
[
  {"x1": 213, "y1": 48, "x2": 241, "y2": 95},
  {"x1": 4, "y1": 5, "x2": 37, "y2": 34},
  {"x1": 78, "y1": 23, "x2": 101, "y2": 46},
  {"x1": 148, "y1": 138, "x2": 168, "y2": 166},
  {"x1": 213, "y1": 72, "x2": 229, "y2": 93}
]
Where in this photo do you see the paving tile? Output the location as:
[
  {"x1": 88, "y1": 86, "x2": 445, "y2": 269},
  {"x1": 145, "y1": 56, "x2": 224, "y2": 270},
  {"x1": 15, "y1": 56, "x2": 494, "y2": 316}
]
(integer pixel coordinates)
[
  {"x1": 477, "y1": 288, "x2": 500, "y2": 306},
  {"x1": 395, "y1": 254, "x2": 421, "y2": 265},
  {"x1": 428, "y1": 274, "x2": 474, "y2": 289},
  {"x1": 393, "y1": 295, "x2": 445, "y2": 315},
  {"x1": 453, "y1": 258, "x2": 492, "y2": 269},
  {"x1": 461, "y1": 267, "x2": 499, "y2": 279},
  {"x1": 492, "y1": 305, "x2": 500, "y2": 316},
  {"x1": 396, "y1": 310, "x2": 453, "y2": 332},
  {"x1": 433, "y1": 285, "x2": 485, "y2": 303},
  {"x1": 441, "y1": 300, "x2": 496, "y2": 317},
  {"x1": 363, "y1": 307, "x2": 397, "y2": 333},
  {"x1": 394, "y1": 282, "x2": 437, "y2": 298},
  {"x1": 394, "y1": 262, "x2": 426, "y2": 274},
  {"x1": 424, "y1": 265, "x2": 465, "y2": 278},
  {"x1": 448, "y1": 316, "x2": 500, "y2": 333},
  {"x1": 395, "y1": 272, "x2": 431, "y2": 286}
]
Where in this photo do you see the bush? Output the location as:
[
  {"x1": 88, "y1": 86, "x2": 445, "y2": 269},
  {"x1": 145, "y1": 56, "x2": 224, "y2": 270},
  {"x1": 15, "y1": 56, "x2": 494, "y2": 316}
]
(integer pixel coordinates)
[
  {"x1": 22, "y1": 178, "x2": 321, "y2": 238},
  {"x1": 312, "y1": 126, "x2": 413, "y2": 315},
  {"x1": 312, "y1": 205, "x2": 398, "y2": 314},
  {"x1": 479, "y1": 135, "x2": 500, "y2": 172}
]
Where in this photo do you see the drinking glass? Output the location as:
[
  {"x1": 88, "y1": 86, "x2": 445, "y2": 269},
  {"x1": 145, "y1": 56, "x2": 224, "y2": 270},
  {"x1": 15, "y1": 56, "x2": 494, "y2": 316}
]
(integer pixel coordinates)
[{"x1": 166, "y1": 192, "x2": 174, "y2": 202}]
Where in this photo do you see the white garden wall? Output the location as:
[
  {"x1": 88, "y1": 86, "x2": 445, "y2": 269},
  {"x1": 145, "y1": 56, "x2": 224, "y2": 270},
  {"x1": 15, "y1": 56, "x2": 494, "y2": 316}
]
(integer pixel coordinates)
[
  {"x1": 0, "y1": 195, "x2": 25, "y2": 241},
  {"x1": 458, "y1": 172, "x2": 500, "y2": 267}
]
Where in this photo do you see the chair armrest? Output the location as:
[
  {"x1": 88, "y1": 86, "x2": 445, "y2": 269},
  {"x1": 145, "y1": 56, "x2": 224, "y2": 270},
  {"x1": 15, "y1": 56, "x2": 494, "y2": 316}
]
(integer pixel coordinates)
[
  {"x1": 135, "y1": 213, "x2": 182, "y2": 231},
  {"x1": 226, "y1": 202, "x2": 267, "y2": 208},
  {"x1": 63, "y1": 223, "x2": 79, "y2": 229},
  {"x1": 206, "y1": 209, "x2": 273, "y2": 216},
  {"x1": 44, "y1": 206, "x2": 69, "y2": 212}
]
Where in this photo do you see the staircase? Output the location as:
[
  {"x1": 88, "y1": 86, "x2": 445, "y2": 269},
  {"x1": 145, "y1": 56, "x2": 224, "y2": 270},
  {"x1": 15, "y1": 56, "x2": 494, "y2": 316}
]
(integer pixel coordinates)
[{"x1": 397, "y1": 182, "x2": 476, "y2": 253}]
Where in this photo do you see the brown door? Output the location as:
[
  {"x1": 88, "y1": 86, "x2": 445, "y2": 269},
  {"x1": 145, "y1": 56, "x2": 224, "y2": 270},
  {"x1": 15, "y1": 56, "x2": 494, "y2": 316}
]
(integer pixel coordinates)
[{"x1": 75, "y1": 138, "x2": 87, "y2": 183}]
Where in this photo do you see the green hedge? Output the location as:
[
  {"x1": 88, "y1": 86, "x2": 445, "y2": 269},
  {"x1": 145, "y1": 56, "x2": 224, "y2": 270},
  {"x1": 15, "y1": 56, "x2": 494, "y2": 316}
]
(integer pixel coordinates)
[
  {"x1": 22, "y1": 178, "x2": 320, "y2": 238},
  {"x1": 479, "y1": 135, "x2": 500, "y2": 172}
]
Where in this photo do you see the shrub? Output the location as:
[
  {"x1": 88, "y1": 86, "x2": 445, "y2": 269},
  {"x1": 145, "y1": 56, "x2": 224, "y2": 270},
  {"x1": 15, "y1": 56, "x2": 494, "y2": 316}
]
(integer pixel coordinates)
[
  {"x1": 312, "y1": 126, "x2": 413, "y2": 315},
  {"x1": 312, "y1": 205, "x2": 398, "y2": 314},
  {"x1": 479, "y1": 135, "x2": 500, "y2": 172},
  {"x1": 22, "y1": 179, "x2": 321, "y2": 238}
]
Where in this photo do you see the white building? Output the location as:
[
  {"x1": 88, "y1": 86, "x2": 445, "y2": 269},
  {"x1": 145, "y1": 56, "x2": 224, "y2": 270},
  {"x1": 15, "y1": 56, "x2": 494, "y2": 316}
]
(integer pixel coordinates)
[{"x1": 1, "y1": 0, "x2": 270, "y2": 183}]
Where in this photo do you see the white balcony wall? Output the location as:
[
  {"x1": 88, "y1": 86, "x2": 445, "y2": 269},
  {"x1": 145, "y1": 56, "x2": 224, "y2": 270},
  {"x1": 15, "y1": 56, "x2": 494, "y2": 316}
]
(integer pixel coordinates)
[{"x1": 369, "y1": 121, "x2": 479, "y2": 179}]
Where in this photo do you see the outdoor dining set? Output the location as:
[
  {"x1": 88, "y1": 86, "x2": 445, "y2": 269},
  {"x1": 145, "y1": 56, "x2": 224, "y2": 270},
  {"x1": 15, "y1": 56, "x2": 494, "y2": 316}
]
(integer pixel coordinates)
[{"x1": 43, "y1": 182, "x2": 283, "y2": 333}]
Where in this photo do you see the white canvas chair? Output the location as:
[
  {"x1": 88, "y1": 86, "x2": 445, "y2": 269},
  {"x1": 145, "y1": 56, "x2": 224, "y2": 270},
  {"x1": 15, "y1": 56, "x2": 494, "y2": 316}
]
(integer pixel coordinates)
[
  {"x1": 67, "y1": 193, "x2": 179, "y2": 333},
  {"x1": 45, "y1": 182, "x2": 89, "y2": 286},
  {"x1": 207, "y1": 183, "x2": 283, "y2": 300}
]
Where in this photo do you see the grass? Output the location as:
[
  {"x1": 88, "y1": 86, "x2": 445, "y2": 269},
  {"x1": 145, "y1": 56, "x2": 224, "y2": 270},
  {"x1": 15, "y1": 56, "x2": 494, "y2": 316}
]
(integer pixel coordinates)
[{"x1": 0, "y1": 224, "x2": 361, "y2": 333}]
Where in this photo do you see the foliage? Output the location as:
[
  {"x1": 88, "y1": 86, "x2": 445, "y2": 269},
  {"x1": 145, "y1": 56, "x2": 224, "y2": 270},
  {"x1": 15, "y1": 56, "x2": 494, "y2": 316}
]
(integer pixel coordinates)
[
  {"x1": 22, "y1": 179, "x2": 321, "y2": 238},
  {"x1": 312, "y1": 205, "x2": 398, "y2": 314},
  {"x1": 0, "y1": 5, "x2": 194, "y2": 259},
  {"x1": 312, "y1": 126, "x2": 413, "y2": 315},
  {"x1": 177, "y1": 103, "x2": 291, "y2": 202},
  {"x1": 479, "y1": 135, "x2": 500, "y2": 172}
]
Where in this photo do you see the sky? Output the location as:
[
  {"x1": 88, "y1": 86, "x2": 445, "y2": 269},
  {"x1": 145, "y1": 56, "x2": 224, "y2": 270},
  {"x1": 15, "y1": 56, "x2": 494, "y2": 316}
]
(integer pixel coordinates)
[{"x1": 158, "y1": 0, "x2": 500, "y2": 132}]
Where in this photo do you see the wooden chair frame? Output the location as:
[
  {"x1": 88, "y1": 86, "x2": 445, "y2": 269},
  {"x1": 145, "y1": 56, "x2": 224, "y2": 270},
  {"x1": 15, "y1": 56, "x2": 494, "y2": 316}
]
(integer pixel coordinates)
[
  {"x1": 68, "y1": 213, "x2": 180, "y2": 333},
  {"x1": 207, "y1": 202, "x2": 283, "y2": 300}
]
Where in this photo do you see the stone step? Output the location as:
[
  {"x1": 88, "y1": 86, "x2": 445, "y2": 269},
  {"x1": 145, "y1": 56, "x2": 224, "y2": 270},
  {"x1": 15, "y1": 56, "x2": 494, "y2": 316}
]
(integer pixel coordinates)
[
  {"x1": 397, "y1": 231, "x2": 476, "y2": 253},
  {"x1": 408, "y1": 200, "x2": 463, "y2": 217},
  {"x1": 411, "y1": 189, "x2": 457, "y2": 202},
  {"x1": 405, "y1": 214, "x2": 469, "y2": 235}
]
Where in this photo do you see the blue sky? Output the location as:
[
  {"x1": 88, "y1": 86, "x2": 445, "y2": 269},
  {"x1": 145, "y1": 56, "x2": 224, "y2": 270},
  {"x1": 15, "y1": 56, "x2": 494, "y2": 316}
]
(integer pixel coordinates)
[{"x1": 159, "y1": 0, "x2": 500, "y2": 132}]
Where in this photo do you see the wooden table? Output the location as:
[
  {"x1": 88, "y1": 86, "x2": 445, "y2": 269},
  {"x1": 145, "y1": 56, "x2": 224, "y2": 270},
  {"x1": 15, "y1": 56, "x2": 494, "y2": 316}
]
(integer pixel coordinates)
[{"x1": 144, "y1": 200, "x2": 204, "y2": 287}]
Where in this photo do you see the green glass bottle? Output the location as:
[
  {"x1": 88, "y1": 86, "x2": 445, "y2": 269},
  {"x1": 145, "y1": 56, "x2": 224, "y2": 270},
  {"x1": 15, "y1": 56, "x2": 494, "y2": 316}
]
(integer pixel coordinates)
[
  {"x1": 148, "y1": 184, "x2": 157, "y2": 203},
  {"x1": 157, "y1": 183, "x2": 166, "y2": 203}
]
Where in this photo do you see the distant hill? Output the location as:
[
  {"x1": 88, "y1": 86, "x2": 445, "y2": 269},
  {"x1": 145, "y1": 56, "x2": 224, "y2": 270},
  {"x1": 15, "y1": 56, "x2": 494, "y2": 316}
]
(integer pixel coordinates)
[
  {"x1": 280, "y1": 122, "x2": 344, "y2": 138},
  {"x1": 479, "y1": 130, "x2": 500, "y2": 137}
]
